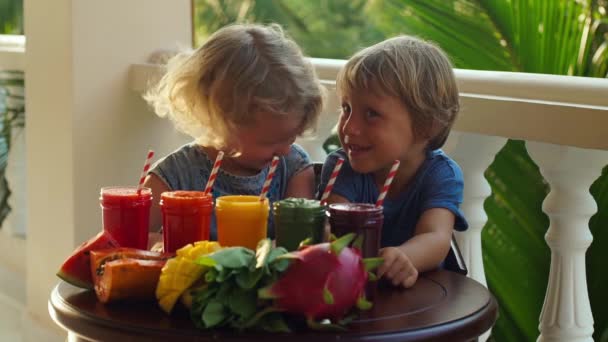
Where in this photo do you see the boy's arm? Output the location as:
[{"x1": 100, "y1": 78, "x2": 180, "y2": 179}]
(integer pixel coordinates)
[
  {"x1": 285, "y1": 166, "x2": 315, "y2": 199},
  {"x1": 323, "y1": 192, "x2": 350, "y2": 204},
  {"x1": 398, "y1": 208, "x2": 455, "y2": 272}
]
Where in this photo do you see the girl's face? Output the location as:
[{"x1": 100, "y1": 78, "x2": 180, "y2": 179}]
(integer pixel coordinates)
[
  {"x1": 227, "y1": 111, "x2": 303, "y2": 174},
  {"x1": 338, "y1": 90, "x2": 428, "y2": 175}
]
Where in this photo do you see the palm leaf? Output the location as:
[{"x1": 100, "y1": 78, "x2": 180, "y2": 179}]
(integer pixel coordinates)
[
  {"x1": 589, "y1": 166, "x2": 608, "y2": 342},
  {"x1": 368, "y1": 0, "x2": 517, "y2": 70}
]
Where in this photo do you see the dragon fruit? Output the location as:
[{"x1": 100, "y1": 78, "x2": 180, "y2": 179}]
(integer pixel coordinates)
[{"x1": 258, "y1": 233, "x2": 382, "y2": 326}]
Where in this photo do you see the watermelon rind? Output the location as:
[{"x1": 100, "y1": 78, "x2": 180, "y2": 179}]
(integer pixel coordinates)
[{"x1": 56, "y1": 230, "x2": 120, "y2": 289}]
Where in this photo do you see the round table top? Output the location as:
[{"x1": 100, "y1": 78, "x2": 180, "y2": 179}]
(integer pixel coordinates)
[{"x1": 49, "y1": 270, "x2": 497, "y2": 342}]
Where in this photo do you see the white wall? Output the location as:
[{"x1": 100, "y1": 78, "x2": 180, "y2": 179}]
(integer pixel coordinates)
[{"x1": 24, "y1": 0, "x2": 191, "y2": 338}]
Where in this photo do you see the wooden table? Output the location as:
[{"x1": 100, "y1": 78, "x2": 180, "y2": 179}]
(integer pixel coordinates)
[{"x1": 49, "y1": 270, "x2": 497, "y2": 341}]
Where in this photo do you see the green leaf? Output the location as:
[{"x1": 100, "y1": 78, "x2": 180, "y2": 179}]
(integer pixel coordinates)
[
  {"x1": 215, "y1": 281, "x2": 234, "y2": 303},
  {"x1": 236, "y1": 268, "x2": 264, "y2": 289},
  {"x1": 216, "y1": 267, "x2": 238, "y2": 283},
  {"x1": 202, "y1": 301, "x2": 227, "y2": 328},
  {"x1": 271, "y1": 258, "x2": 291, "y2": 273},
  {"x1": 258, "y1": 312, "x2": 292, "y2": 333},
  {"x1": 204, "y1": 268, "x2": 218, "y2": 283},
  {"x1": 194, "y1": 256, "x2": 217, "y2": 267},
  {"x1": 227, "y1": 289, "x2": 258, "y2": 320},
  {"x1": 203, "y1": 247, "x2": 256, "y2": 269},
  {"x1": 193, "y1": 285, "x2": 218, "y2": 306},
  {"x1": 267, "y1": 247, "x2": 290, "y2": 273}
]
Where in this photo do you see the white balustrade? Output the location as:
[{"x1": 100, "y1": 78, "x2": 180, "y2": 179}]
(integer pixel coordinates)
[
  {"x1": 446, "y1": 132, "x2": 507, "y2": 288},
  {"x1": 527, "y1": 142, "x2": 607, "y2": 342},
  {"x1": 446, "y1": 132, "x2": 507, "y2": 342}
]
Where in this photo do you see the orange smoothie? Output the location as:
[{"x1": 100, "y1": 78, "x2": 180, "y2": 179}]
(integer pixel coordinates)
[{"x1": 215, "y1": 195, "x2": 269, "y2": 250}]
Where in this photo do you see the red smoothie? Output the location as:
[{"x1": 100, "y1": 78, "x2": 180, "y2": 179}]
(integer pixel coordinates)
[
  {"x1": 160, "y1": 191, "x2": 213, "y2": 253},
  {"x1": 327, "y1": 203, "x2": 383, "y2": 259},
  {"x1": 100, "y1": 186, "x2": 152, "y2": 250}
]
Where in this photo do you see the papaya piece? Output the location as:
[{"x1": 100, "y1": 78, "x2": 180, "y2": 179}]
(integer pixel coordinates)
[
  {"x1": 94, "y1": 258, "x2": 165, "y2": 303},
  {"x1": 89, "y1": 248, "x2": 172, "y2": 303}
]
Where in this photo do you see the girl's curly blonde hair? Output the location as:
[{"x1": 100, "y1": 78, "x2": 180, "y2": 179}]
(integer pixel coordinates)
[
  {"x1": 145, "y1": 23, "x2": 325, "y2": 150},
  {"x1": 337, "y1": 35, "x2": 459, "y2": 150}
]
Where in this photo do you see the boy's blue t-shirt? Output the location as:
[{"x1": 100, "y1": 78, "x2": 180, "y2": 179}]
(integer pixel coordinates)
[
  {"x1": 318, "y1": 149, "x2": 468, "y2": 247},
  {"x1": 149, "y1": 142, "x2": 312, "y2": 240}
]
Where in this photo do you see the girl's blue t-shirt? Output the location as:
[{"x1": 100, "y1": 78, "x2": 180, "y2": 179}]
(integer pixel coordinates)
[
  {"x1": 318, "y1": 149, "x2": 468, "y2": 247},
  {"x1": 149, "y1": 142, "x2": 311, "y2": 240}
]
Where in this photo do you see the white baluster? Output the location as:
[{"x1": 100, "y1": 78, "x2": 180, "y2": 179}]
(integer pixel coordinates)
[
  {"x1": 446, "y1": 132, "x2": 506, "y2": 342},
  {"x1": 445, "y1": 132, "x2": 507, "y2": 287},
  {"x1": 527, "y1": 142, "x2": 605, "y2": 342}
]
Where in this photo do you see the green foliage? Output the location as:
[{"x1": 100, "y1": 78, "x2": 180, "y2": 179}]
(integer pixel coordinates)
[
  {"x1": 482, "y1": 140, "x2": 550, "y2": 341},
  {"x1": 589, "y1": 165, "x2": 608, "y2": 342},
  {"x1": 191, "y1": 240, "x2": 292, "y2": 332},
  {"x1": 0, "y1": 71, "x2": 25, "y2": 228},
  {"x1": 193, "y1": 0, "x2": 384, "y2": 58},
  {"x1": 0, "y1": 0, "x2": 23, "y2": 35}
]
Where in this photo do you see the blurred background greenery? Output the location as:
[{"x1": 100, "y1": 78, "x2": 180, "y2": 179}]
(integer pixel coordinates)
[
  {"x1": 193, "y1": 1, "x2": 607, "y2": 341},
  {"x1": 0, "y1": 0, "x2": 25, "y2": 230},
  {"x1": 0, "y1": 0, "x2": 23, "y2": 35}
]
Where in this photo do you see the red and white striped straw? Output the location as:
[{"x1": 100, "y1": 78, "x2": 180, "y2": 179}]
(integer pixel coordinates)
[
  {"x1": 375, "y1": 160, "x2": 400, "y2": 207},
  {"x1": 259, "y1": 156, "x2": 280, "y2": 201},
  {"x1": 137, "y1": 150, "x2": 155, "y2": 194},
  {"x1": 203, "y1": 151, "x2": 224, "y2": 195},
  {"x1": 320, "y1": 157, "x2": 344, "y2": 204}
]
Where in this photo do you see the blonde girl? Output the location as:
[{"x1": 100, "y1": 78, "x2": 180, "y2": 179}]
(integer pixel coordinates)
[{"x1": 144, "y1": 23, "x2": 325, "y2": 239}]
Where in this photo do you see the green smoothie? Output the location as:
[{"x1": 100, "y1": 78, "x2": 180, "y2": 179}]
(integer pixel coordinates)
[{"x1": 273, "y1": 198, "x2": 326, "y2": 251}]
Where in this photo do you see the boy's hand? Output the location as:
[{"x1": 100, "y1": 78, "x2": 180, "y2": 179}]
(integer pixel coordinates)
[{"x1": 378, "y1": 247, "x2": 418, "y2": 288}]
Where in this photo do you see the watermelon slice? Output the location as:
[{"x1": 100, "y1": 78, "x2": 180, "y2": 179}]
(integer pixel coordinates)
[{"x1": 56, "y1": 230, "x2": 120, "y2": 289}]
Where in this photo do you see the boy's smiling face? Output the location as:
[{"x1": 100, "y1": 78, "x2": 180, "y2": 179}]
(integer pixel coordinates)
[{"x1": 338, "y1": 90, "x2": 428, "y2": 176}]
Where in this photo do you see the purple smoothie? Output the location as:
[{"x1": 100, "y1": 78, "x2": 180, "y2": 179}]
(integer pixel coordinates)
[{"x1": 327, "y1": 203, "x2": 383, "y2": 258}]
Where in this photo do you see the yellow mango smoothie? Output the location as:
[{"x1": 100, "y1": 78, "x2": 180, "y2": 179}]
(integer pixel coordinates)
[{"x1": 215, "y1": 195, "x2": 269, "y2": 250}]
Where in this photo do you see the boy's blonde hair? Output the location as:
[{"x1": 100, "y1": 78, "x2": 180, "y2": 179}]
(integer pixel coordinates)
[
  {"x1": 145, "y1": 23, "x2": 324, "y2": 150},
  {"x1": 337, "y1": 36, "x2": 459, "y2": 150}
]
